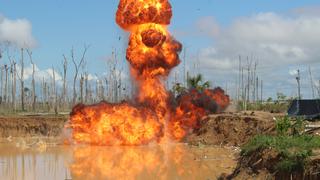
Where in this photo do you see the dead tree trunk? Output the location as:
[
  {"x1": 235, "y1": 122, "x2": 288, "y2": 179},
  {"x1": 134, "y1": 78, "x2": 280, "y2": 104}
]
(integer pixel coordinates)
[
  {"x1": 261, "y1": 80, "x2": 263, "y2": 102},
  {"x1": 70, "y1": 45, "x2": 89, "y2": 105},
  {"x1": 10, "y1": 60, "x2": 17, "y2": 110},
  {"x1": 52, "y1": 66, "x2": 58, "y2": 114},
  {"x1": 246, "y1": 57, "x2": 250, "y2": 104},
  {"x1": 27, "y1": 50, "x2": 36, "y2": 111},
  {"x1": 62, "y1": 55, "x2": 68, "y2": 108},
  {"x1": 88, "y1": 82, "x2": 93, "y2": 103},
  {"x1": 253, "y1": 62, "x2": 257, "y2": 103},
  {"x1": 0, "y1": 67, "x2": 4, "y2": 104},
  {"x1": 318, "y1": 80, "x2": 320, "y2": 98},
  {"x1": 42, "y1": 78, "x2": 47, "y2": 110},
  {"x1": 99, "y1": 80, "x2": 105, "y2": 100},
  {"x1": 308, "y1": 66, "x2": 315, "y2": 98},
  {"x1": 20, "y1": 48, "x2": 25, "y2": 111},
  {"x1": 4, "y1": 65, "x2": 8, "y2": 104},
  {"x1": 237, "y1": 56, "x2": 241, "y2": 102},
  {"x1": 256, "y1": 77, "x2": 259, "y2": 102},
  {"x1": 80, "y1": 75, "x2": 84, "y2": 103},
  {"x1": 84, "y1": 73, "x2": 89, "y2": 104}
]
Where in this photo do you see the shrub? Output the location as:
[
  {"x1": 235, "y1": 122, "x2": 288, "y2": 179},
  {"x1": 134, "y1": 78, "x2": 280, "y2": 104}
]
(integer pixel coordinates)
[{"x1": 241, "y1": 116, "x2": 320, "y2": 172}]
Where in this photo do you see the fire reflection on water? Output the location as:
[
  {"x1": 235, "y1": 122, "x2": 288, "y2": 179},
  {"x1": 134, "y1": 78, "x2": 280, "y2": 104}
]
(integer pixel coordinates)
[{"x1": 0, "y1": 140, "x2": 237, "y2": 180}]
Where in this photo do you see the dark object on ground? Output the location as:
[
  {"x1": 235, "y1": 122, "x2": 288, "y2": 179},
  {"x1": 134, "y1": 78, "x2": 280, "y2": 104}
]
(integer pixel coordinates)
[{"x1": 288, "y1": 99, "x2": 320, "y2": 120}]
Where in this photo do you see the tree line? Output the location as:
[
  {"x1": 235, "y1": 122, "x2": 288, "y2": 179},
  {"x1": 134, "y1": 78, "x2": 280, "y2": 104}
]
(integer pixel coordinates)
[{"x1": 0, "y1": 45, "x2": 128, "y2": 114}]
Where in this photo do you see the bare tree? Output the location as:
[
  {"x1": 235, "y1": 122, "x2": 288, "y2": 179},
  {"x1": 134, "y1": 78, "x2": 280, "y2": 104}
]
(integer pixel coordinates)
[
  {"x1": 0, "y1": 48, "x2": 2, "y2": 60},
  {"x1": 296, "y1": 70, "x2": 301, "y2": 100},
  {"x1": 0, "y1": 66, "x2": 3, "y2": 104},
  {"x1": 70, "y1": 45, "x2": 89, "y2": 105},
  {"x1": 98, "y1": 79, "x2": 105, "y2": 100},
  {"x1": 19, "y1": 48, "x2": 25, "y2": 111},
  {"x1": 84, "y1": 73, "x2": 89, "y2": 103},
  {"x1": 261, "y1": 80, "x2": 263, "y2": 102},
  {"x1": 106, "y1": 49, "x2": 123, "y2": 102},
  {"x1": 62, "y1": 55, "x2": 68, "y2": 107},
  {"x1": 52, "y1": 66, "x2": 58, "y2": 114},
  {"x1": 80, "y1": 74, "x2": 84, "y2": 103},
  {"x1": 8, "y1": 55, "x2": 17, "y2": 110},
  {"x1": 237, "y1": 55, "x2": 241, "y2": 102},
  {"x1": 308, "y1": 66, "x2": 315, "y2": 98},
  {"x1": 4, "y1": 64, "x2": 8, "y2": 104},
  {"x1": 27, "y1": 50, "x2": 36, "y2": 111},
  {"x1": 317, "y1": 80, "x2": 320, "y2": 98},
  {"x1": 237, "y1": 55, "x2": 262, "y2": 110},
  {"x1": 41, "y1": 78, "x2": 48, "y2": 110}
]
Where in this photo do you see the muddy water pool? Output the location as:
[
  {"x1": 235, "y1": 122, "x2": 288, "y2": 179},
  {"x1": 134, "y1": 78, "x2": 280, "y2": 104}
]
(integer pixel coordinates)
[{"x1": 0, "y1": 138, "x2": 238, "y2": 180}]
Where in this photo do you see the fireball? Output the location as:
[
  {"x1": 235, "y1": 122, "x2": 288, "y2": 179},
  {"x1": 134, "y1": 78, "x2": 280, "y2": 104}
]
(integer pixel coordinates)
[{"x1": 68, "y1": 0, "x2": 230, "y2": 145}]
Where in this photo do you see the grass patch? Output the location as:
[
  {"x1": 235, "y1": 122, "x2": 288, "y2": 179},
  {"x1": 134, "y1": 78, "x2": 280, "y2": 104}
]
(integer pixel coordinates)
[
  {"x1": 241, "y1": 116, "x2": 320, "y2": 172},
  {"x1": 238, "y1": 101, "x2": 290, "y2": 113},
  {"x1": 242, "y1": 135, "x2": 320, "y2": 172}
]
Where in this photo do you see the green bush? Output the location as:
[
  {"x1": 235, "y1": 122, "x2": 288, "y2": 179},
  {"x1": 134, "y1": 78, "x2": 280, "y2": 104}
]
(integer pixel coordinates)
[
  {"x1": 276, "y1": 116, "x2": 291, "y2": 135},
  {"x1": 241, "y1": 116, "x2": 320, "y2": 172},
  {"x1": 242, "y1": 134, "x2": 320, "y2": 172}
]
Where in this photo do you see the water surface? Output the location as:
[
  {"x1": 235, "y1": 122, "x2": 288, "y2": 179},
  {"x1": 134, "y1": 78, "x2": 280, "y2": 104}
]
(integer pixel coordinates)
[{"x1": 0, "y1": 139, "x2": 237, "y2": 180}]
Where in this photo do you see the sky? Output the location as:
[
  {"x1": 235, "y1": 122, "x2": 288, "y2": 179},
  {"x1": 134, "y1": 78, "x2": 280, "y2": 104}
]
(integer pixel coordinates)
[{"x1": 0, "y1": 0, "x2": 320, "y2": 99}]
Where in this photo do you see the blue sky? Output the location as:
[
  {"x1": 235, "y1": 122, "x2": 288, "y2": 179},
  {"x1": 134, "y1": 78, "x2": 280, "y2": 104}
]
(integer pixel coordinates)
[{"x1": 1, "y1": 0, "x2": 320, "y2": 99}]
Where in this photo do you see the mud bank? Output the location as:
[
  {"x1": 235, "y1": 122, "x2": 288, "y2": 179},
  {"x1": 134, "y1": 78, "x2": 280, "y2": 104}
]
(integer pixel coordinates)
[
  {"x1": 220, "y1": 148, "x2": 320, "y2": 180},
  {"x1": 187, "y1": 111, "x2": 276, "y2": 146},
  {"x1": 0, "y1": 111, "x2": 277, "y2": 145},
  {"x1": 0, "y1": 115, "x2": 67, "y2": 137}
]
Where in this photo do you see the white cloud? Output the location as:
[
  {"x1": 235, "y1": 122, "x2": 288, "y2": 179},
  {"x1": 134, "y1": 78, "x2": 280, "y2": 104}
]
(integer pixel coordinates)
[
  {"x1": 199, "y1": 48, "x2": 234, "y2": 71},
  {"x1": 289, "y1": 69, "x2": 298, "y2": 76},
  {"x1": 200, "y1": 12, "x2": 320, "y2": 68},
  {"x1": 192, "y1": 11, "x2": 320, "y2": 98},
  {"x1": 87, "y1": 74, "x2": 98, "y2": 81},
  {"x1": 17, "y1": 64, "x2": 62, "y2": 83},
  {"x1": 0, "y1": 15, "x2": 36, "y2": 48}
]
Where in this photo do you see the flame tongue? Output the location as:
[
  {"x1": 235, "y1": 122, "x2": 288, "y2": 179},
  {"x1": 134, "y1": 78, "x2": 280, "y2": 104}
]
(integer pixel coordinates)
[{"x1": 68, "y1": 0, "x2": 230, "y2": 145}]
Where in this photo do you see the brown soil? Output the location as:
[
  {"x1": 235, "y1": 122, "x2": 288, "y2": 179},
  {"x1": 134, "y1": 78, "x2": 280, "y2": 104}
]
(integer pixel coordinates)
[
  {"x1": 187, "y1": 111, "x2": 277, "y2": 146},
  {"x1": 220, "y1": 148, "x2": 320, "y2": 180},
  {"x1": 0, "y1": 115, "x2": 67, "y2": 137}
]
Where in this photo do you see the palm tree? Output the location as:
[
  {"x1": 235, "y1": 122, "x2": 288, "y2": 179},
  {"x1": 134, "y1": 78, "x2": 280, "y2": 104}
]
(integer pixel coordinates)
[
  {"x1": 187, "y1": 74, "x2": 210, "y2": 91},
  {"x1": 173, "y1": 83, "x2": 187, "y2": 96}
]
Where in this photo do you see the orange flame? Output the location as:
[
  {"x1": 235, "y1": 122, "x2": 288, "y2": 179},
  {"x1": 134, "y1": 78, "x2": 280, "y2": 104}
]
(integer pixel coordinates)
[{"x1": 68, "y1": 0, "x2": 230, "y2": 145}]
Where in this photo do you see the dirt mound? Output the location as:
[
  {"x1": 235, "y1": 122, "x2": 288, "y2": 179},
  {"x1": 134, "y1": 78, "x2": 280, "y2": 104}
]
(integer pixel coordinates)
[
  {"x1": 0, "y1": 115, "x2": 67, "y2": 137},
  {"x1": 187, "y1": 111, "x2": 276, "y2": 146},
  {"x1": 221, "y1": 148, "x2": 320, "y2": 180}
]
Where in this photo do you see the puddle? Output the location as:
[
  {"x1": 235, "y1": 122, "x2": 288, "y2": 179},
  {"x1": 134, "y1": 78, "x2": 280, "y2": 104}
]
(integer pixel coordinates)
[{"x1": 0, "y1": 140, "x2": 237, "y2": 180}]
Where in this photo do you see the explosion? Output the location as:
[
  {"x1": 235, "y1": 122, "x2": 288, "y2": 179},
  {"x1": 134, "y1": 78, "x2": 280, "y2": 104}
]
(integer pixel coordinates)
[{"x1": 69, "y1": 0, "x2": 230, "y2": 145}]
